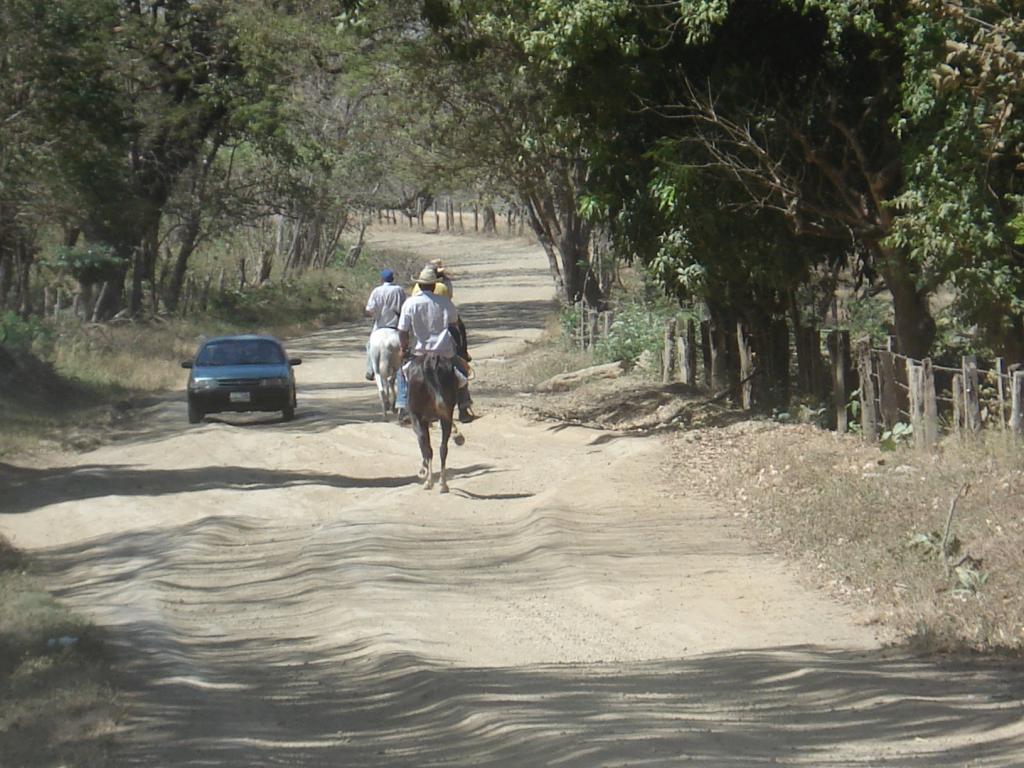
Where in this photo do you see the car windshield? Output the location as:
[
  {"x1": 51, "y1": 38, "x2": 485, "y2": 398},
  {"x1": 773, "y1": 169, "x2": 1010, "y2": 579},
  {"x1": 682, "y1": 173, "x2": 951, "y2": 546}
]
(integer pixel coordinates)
[{"x1": 195, "y1": 339, "x2": 286, "y2": 367}]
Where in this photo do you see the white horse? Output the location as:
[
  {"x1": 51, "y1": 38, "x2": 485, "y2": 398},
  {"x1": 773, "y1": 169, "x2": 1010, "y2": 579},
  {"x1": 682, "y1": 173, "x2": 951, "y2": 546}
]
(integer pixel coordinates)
[{"x1": 368, "y1": 327, "x2": 402, "y2": 419}]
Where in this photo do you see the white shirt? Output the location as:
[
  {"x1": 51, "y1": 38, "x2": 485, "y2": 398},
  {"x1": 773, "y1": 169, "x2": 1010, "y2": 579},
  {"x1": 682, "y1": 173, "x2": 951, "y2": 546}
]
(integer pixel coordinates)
[
  {"x1": 397, "y1": 291, "x2": 460, "y2": 357},
  {"x1": 365, "y1": 283, "x2": 406, "y2": 330}
]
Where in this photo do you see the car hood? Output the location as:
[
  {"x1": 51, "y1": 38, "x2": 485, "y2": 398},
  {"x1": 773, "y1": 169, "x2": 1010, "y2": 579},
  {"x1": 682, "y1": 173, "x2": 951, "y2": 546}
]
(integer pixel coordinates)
[{"x1": 191, "y1": 364, "x2": 290, "y2": 379}]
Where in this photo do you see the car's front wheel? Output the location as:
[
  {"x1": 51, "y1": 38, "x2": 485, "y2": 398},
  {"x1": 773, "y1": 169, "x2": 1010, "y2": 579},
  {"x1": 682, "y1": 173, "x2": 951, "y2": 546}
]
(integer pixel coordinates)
[
  {"x1": 282, "y1": 388, "x2": 296, "y2": 421},
  {"x1": 188, "y1": 401, "x2": 204, "y2": 424}
]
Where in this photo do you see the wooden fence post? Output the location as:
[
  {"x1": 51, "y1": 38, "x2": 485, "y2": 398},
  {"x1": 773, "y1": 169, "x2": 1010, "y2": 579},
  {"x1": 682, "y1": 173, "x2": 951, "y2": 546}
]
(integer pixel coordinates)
[
  {"x1": 921, "y1": 358, "x2": 939, "y2": 449},
  {"x1": 994, "y1": 358, "x2": 1007, "y2": 431},
  {"x1": 709, "y1": 319, "x2": 728, "y2": 391},
  {"x1": 662, "y1": 318, "x2": 677, "y2": 385},
  {"x1": 963, "y1": 355, "x2": 982, "y2": 433},
  {"x1": 678, "y1": 318, "x2": 696, "y2": 386},
  {"x1": 952, "y1": 374, "x2": 964, "y2": 437},
  {"x1": 856, "y1": 340, "x2": 878, "y2": 442},
  {"x1": 737, "y1": 321, "x2": 753, "y2": 409},
  {"x1": 828, "y1": 330, "x2": 850, "y2": 433},
  {"x1": 907, "y1": 359, "x2": 924, "y2": 449},
  {"x1": 700, "y1": 320, "x2": 712, "y2": 387},
  {"x1": 876, "y1": 351, "x2": 900, "y2": 429},
  {"x1": 795, "y1": 326, "x2": 825, "y2": 397},
  {"x1": 1010, "y1": 371, "x2": 1024, "y2": 437}
]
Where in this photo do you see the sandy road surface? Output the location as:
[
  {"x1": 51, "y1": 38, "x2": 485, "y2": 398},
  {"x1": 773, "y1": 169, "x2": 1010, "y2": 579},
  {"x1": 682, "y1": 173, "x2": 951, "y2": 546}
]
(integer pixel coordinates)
[{"x1": 2, "y1": 230, "x2": 1023, "y2": 766}]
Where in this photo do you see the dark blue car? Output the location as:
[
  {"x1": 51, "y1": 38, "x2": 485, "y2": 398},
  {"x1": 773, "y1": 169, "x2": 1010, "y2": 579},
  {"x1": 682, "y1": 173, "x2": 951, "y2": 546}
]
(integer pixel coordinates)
[{"x1": 181, "y1": 335, "x2": 301, "y2": 424}]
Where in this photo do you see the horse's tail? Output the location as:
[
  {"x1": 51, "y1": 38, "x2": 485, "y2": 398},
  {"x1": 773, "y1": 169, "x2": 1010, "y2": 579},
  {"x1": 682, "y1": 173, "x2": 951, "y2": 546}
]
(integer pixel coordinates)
[
  {"x1": 370, "y1": 328, "x2": 401, "y2": 380},
  {"x1": 421, "y1": 355, "x2": 456, "y2": 416}
]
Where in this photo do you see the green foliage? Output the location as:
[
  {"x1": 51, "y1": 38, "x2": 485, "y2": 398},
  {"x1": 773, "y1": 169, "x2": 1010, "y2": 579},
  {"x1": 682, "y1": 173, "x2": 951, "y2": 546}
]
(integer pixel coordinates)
[
  {"x1": 907, "y1": 530, "x2": 987, "y2": 596},
  {"x1": 953, "y1": 561, "x2": 988, "y2": 595},
  {"x1": 880, "y1": 422, "x2": 914, "y2": 451},
  {"x1": 844, "y1": 293, "x2": 892, "y2": 347},
  {"x1": 558, "y1": 303, "x2": 583, "y2": 342},
  {"x1": 593, "y1": 300, "x2": 668, "y2": 366},
  {"x1": 909, "y1": 530, "x2": 961, "y2": 561},
  {"x1": 48, "y1": 244, "x2": 125, "y2": 286},
  {"x1": 0, "y1": 312, "x2": 54, "y2": 357},
  {"x1": 889, "y1": 2, "x2": 1024, "y2": 357}
]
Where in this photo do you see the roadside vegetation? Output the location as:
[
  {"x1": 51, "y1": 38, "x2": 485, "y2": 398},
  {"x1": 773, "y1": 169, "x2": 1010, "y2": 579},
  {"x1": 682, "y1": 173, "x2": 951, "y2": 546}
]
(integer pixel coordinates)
[
  {"x1": 0, "y1": 536, "x2": 120, "y2": 765},
  {"x1": 0, "y1": 246, "x2": 418, "y2": 456},
  {"x1": 481, "y1": 262, "x2": 1024, "y2": 655},
  {"x1": 679, "y1": 424, "x2": 1024, "y2": 653}
]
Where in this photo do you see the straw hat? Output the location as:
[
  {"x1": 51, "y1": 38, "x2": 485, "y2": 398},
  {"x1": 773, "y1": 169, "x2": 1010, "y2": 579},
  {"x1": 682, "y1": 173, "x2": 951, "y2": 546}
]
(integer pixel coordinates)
[{"x1": 413, "y1": 264, "x2": 439, "y2": 285}]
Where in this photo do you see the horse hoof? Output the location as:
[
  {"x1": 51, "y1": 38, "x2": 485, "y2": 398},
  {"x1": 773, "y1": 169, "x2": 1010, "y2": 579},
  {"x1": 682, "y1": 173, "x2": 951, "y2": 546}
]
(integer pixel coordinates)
[
  {"x1": 439, "y1": 484, "x2": 449, "y2": 494},
  {"x1": 453, "y1": 433, "x2": 465, "y2": 446}
]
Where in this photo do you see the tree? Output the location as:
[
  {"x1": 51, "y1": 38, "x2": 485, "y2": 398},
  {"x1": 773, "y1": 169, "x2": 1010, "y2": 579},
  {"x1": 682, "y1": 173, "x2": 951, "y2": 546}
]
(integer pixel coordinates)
[
  {"x1": 339, "y1": 0, "x2": 618, "y2": 306},
  {"x1": 0, "y1": 0, "x2": 120, "y2": 316},
  {"x1": 892, "y1": 0, "x2": 1024, "y2": 361}
]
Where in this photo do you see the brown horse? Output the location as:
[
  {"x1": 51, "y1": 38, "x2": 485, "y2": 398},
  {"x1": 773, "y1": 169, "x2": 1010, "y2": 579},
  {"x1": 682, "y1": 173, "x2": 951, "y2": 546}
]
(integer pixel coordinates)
[{"x1": 405, "y1": 354, "x2": 461, "y2": 493}]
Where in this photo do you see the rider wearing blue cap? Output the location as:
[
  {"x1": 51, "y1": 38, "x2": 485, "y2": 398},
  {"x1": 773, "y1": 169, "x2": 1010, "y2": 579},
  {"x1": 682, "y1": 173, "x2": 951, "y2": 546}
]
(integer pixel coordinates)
[{"x1": 364, "y1": 268, "x2": 406, "y2": 380}]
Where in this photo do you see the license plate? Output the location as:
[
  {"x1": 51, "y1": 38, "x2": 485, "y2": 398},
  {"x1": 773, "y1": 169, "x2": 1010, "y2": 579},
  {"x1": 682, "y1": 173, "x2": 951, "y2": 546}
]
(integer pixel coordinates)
[{"x1": 229, "y1": 391, "x2": 251, "y2": 403}]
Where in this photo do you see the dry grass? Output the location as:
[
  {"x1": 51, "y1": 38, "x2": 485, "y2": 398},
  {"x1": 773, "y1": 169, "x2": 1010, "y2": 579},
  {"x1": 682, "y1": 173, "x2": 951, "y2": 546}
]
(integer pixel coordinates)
[
  {"x1": 0, "y1": 536, "x2": 121, "y2": 765},
  {"x1": 461, "y1": 328, "x2": 1024, "y2": 654},
  {"x1": 476, "y1": 320, "x2": 598, "y2": 394},
  {"x1": 671, "y1": 422, "x2": 1024, "y2": 652}
]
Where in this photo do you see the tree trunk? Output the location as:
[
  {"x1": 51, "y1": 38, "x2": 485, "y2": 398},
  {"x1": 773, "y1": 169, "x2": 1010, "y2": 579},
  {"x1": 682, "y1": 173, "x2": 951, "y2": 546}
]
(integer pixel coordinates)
[
  {"x1": 129, "y1": 210, "x2": 162, "y2": 317},
  {"x1": 0, "y1": 249, "x2": 10, "y2": 311},
  {"x1": 880, "y1": 258, "x2": 935, "y2": 360},
  {"x1": 257, "y1": 250, "x2": 274, "y2": 285},
  {"x1": 14, "y1": 237, "x2": 34, "y2": 318},
  {"x1": 707, "y1": 304, "x2": 732, "y2": 391},
  {"x1": 523, "y1": 186, "x2": 602, "y2": 307},
  {"x1": 165, "y1": 211, "x2": 202, "y2": 313},
  {"x1": 481, "y1": 205, "x2": 496, "y2": 233}
]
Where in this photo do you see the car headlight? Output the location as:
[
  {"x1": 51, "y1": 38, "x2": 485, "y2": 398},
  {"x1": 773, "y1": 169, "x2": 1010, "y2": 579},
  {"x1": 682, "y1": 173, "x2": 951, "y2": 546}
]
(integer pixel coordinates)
[
  {"x1": 190, "y1": 378, "x2": 217, "y2": 391},
  {"x1": 260, "y1": 377, "x2": 289, "y2": 387}
]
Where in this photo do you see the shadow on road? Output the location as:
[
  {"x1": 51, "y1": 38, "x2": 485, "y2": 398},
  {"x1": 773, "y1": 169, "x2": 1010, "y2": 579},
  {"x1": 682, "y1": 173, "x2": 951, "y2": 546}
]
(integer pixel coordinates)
[
  {"x1": 0, "y1": 462, "x2": 498, "y2": 516},
  {"x1": 459, "y1": 298, "x2": 557, "y2": 349},
  {"x1": 74, "y1": 630, "x2": 1024, "y2": 765},
  {"x1": 17, "y1": 504, "x2": 1023, "y2": 765}
]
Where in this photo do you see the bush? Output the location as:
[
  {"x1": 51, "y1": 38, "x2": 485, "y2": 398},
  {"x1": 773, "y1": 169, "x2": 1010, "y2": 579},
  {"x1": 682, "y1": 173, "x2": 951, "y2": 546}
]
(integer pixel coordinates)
[
  {"x1": 594, "y1": 300, "x2": 672, "y2": 367},
  {"x1": 0, "y1": 312, "x2": 54, "y2": 357}
]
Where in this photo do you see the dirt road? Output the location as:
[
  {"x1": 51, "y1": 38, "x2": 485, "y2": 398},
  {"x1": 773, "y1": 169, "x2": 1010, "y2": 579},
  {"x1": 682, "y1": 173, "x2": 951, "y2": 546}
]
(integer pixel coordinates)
[{"x1": 2, "y1": 230, "x2": 1023, "y2": 766}]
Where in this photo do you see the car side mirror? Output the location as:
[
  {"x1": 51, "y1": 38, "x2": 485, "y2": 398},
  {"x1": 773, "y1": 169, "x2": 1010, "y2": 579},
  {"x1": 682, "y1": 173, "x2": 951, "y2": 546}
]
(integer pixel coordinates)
[
  {"x1": 180, "y1": 360, "x2": 193, "y2": 369},
  {"x1": 289, "y1": 358, "x2": 302, "y2": 366}
]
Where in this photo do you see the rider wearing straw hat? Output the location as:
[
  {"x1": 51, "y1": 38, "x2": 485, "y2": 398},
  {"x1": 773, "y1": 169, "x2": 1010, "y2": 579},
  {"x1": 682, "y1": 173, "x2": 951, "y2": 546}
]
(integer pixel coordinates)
[{"x1": 397, "y1": 264, "x2": 476, "y2": 422}]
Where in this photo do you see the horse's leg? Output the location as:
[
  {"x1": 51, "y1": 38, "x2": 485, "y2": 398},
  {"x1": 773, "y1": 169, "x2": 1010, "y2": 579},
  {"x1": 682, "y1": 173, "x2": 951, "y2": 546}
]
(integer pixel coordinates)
[
  {"x1": 377, "y1": 378, "x2": 389, "y2": 420},
  {"x1": 438, "y1": 417, "x2": 452, "y2": 493},
  {"x1": 412, "y1": 416, "x2": 433, "y2": 489}
]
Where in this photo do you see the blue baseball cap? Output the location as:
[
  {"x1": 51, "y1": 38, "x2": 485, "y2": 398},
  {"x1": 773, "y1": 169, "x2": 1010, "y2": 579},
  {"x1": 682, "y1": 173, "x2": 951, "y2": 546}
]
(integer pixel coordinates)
[{"x1": 380, "y1": 269, "x2": 394, "y2": 282}]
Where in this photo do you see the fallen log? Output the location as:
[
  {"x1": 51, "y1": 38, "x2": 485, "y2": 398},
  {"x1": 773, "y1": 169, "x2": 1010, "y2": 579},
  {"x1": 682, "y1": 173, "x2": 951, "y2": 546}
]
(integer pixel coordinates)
[{"x1": 537, "y1": 360, "x2": 627, "y2": 392}]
